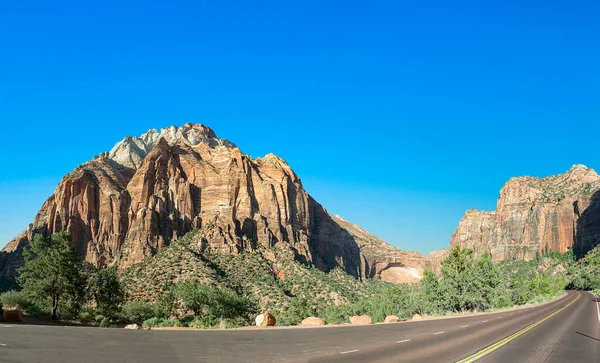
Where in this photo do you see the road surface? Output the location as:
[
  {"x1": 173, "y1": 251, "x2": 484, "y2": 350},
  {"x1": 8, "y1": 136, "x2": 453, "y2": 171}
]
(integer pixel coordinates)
[{"x1": 0, "y1": 291, "x2": 597, "y2": 362}]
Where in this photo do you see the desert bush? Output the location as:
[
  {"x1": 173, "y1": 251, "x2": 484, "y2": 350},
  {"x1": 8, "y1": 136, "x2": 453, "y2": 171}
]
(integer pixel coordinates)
[
  {"x1": 0, "y1": 290, "x2": 30, "y2": 310},
  {"x1": 189, "y1": 317, "x2": 242, "y2": 329}
]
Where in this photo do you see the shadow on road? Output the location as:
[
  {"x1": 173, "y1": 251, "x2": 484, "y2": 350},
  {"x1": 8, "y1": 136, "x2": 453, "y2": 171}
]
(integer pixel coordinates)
[{"x1": 576, "y1": 331, "x2": 600, "y2": 342}]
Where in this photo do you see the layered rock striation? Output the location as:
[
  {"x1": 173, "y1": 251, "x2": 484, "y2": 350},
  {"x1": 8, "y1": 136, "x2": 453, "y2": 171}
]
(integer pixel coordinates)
[
  {"x1": 451, "y1": 165, "x2": 600, "y2": 261},
  {"x1": 2, "y1": 123, "x2": 437, "y2": 282}
]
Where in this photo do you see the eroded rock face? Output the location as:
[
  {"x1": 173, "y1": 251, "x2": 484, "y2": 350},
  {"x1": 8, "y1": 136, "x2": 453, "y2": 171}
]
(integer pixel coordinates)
[
  {"x1": 451, "y1": 165, "x2": 600, "y2": 261},
  {"x1": 1, "y1": 123, "x2": 436, "y2": 282}
]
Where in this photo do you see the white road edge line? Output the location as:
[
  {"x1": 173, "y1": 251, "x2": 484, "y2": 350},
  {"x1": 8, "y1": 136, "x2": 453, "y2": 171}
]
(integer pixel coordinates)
[
  {"x1": 397, "y1": 339, "x2": 411, "y2": 344},
  {"x1": 590, "y1": 291, "x2": 600, "y2": 323},
  {"x1": 340, "y1": 350, "x2": 359, "y2": 355},
  {"x1": 0, "y1": 343, "x2": 7, "y2": 347},
  {"x1": 461, "y1": 325, "x2": 469, "y2": 328},
  {"x1": 434, "y1": 331, "x2": 445, "y2": 335}
]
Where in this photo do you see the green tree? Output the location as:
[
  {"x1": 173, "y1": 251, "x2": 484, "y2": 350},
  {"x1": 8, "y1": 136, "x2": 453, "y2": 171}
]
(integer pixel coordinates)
[
  {"x1": 173, "y1": 281, "x2": 212, "y2": 316},
  {"x1": 437, "y1": 247, "x2": 504, "y2": 312},
  {"x1": 473, "y1": 252, "x2": 504, "y2": 310},
  {"x1": 18, "y1": 232, "x2": 86, "y2": 320},
  {"x1": 417, "y1": 270, "x2": 441, "y2": 315},
  {"x1": 88, "y1": 267, "x2": 124, "y2": 318},
  {"x1": 438, "y1": 246, "x2": 479, "y2": 312}
]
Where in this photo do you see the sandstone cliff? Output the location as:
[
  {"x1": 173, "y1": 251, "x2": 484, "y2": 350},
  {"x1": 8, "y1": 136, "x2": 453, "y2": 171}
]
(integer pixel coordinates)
[
  {"x1": 451, "y1": 165, "x2": 600, "y2": 261},
  {"x1": 2, "y1": 123, "x2": 437, "y2": 283}
]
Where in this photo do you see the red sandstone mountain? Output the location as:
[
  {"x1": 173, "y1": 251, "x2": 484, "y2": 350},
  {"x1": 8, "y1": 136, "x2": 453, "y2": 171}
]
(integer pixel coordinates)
[
  {"x1": 451, "y1": 165, "x2": 600, "y2": 261},
  {"x1": 1, "y1": 124, "x2": 439, "y2": 283}
]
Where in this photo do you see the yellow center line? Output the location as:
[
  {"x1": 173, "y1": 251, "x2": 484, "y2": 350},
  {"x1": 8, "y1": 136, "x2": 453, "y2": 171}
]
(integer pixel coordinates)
[{"x1": 455, "y1": 292, "x2": 580, "y2": 363}]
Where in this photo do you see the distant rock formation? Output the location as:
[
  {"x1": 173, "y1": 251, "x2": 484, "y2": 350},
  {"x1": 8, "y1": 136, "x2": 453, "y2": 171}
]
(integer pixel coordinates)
[
  {"x1": 451, "y1": 165, "x2": 600, "y2": 261},
  {"x1": 1, "y1": 123, "x2": 439, "y2": 283}
]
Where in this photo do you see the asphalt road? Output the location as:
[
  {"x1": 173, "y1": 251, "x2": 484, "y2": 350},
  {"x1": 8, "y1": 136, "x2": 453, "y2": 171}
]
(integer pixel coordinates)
[{"x1": 0, "y1": 291, "x2": 597, "y2": 363}]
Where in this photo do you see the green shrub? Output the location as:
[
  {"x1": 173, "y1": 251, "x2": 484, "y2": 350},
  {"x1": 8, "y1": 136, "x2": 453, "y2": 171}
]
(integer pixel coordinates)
[
  {"x1": 322, "y1": 304, "x2": 353, "y2": 325},
  {"x1": 142, "y1": 317, "x2": 181, "y2": 328},
  {"x1": 173, "y1": 281, "x2": 254, "y2": 326},
  {"x1": 78, "y1": 310, "x2": 93, "y2": 324},
  {"x1": 120, "y1": 301, "x2": 155, "y2": 324}
]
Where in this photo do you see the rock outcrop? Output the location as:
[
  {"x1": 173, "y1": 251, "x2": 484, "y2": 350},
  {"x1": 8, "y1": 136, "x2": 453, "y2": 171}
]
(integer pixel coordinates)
[
  {"x1": 451, "y1": 165, "x2": 600, "y2": 261},
  {"x1": 1, "y1": 123, "x2": 437, "y2": 283}
]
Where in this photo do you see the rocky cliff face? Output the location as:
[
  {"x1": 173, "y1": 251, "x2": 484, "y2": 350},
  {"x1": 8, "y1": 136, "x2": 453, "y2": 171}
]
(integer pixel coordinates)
[
  {"x1": 451, "y1": 165, "x2": 600, "y2": 261},
  {"x1": 2, "y1": 123, "x2": 437, "y2": 282}
]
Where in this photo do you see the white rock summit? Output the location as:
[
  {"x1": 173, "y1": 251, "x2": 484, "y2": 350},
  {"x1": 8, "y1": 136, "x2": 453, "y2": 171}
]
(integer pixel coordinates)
[{"x1": 108, "y1": 123, "x2": 236, "y2": 169}]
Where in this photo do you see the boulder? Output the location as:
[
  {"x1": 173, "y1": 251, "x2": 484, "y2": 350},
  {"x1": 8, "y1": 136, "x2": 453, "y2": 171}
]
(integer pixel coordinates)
[
  {"x1": 301, "y1": 317, "x2": 325, "y2": 326},
  {"x1": 124, "y1": 324, "x2": 142, "y2": 330},
  {"x1": 2, "y1": 309, "x2": 22, "y2": 323},
  {"x1": 255, "y1": 313, "x2": 276, "y2": 327},
  {"x1": 349, "y1": 315, "x2": 372, "y2": 325},
  {"x1": 384, "y1": 315, "x2": 400, "y2": 323},
  {"x1": 411, "y1": 314, "x2": 423, "y2": 321}
]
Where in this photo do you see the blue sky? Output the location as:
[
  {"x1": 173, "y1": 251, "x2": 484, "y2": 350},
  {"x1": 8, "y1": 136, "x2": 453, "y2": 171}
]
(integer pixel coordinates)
[{"x1": 1, "y1": 1, "x2": 599, "y2": 254}]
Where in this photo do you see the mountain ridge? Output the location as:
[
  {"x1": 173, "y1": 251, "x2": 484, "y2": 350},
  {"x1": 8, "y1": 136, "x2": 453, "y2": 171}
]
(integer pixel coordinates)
[{"x1": 1, "y1": 123, "x2": 441, "y2": 284}]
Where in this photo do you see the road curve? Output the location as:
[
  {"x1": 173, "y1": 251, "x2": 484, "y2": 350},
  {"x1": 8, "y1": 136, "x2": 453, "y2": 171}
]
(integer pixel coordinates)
[{"x1": 0, "y1": 291, "x2": 597, "y2": 363}]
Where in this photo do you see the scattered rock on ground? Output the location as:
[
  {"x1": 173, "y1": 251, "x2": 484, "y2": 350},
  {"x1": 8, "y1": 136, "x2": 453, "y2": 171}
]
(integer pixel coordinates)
[
  {"x1": 384, "y1": 315, "x2": 400, "y2": 323},
  {"x1": 411, "y1": 314, "x2": 423, "y2": 321},
  {"x1": 301, "y1": 317, "x2": 325, "y2": 326},
  {"x1": 349, "y1": 315, "x2": 372, "y2": 325},
  {"x1": 255, "y1": 313, "x2": 276, "y2": 327}
]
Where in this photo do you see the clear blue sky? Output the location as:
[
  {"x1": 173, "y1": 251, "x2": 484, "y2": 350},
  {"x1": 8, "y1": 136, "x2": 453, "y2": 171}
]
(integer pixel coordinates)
[{"x1": 1, "y1": 1, "x2": 599, "y2": 254}]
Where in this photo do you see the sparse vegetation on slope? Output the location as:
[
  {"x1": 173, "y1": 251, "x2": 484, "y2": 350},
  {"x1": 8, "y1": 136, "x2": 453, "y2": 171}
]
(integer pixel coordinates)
[
  {"x1": 567, "y1": 245, "x2": 600, "y2": 291},
  {"x1": 120, "y1": 229, "x2": 384, "y2": 326}
]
